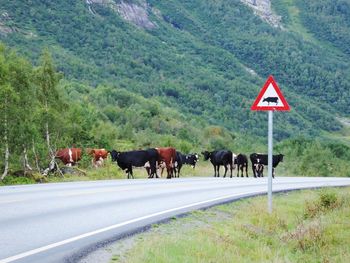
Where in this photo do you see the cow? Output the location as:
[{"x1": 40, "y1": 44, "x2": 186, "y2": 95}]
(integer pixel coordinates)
[
  {"x1": 262, "y1": 97, "x2": 279, "y2": 105},
  {"x1": 173, "y1": 152, "x2": 199, "y2": 177},
  {"x1": 110, "y1": 149, "x2": 159, "y2": 179},
  {"x1": 250, "y1": 153, "x2": 284, "y2": 178},
  {"x1": 234, "y1": 154, "x2": 248, "y2": 177},
  {"x1": 55, "y1": 148, "x2": 82, "y2": 166},
  {"x1": 87, "y1": 148, "x2": 109, "y2": 168},
  {"x1": 42, "y1": 148, "x2": 82, "y2": 175},
  {"x1": 156, "y1": 147, "x2": 177, "y2": 179},
  {"x1": 202, "y1": 150, "x2": 233, "y2": 178}
]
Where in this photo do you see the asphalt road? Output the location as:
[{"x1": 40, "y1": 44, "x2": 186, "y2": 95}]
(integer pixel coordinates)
[{"x1": 1, "y1": 177, "x2": 350, "y2": 263}]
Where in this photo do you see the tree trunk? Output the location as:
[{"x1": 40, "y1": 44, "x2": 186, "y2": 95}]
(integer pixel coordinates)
[
  {"x1": 23, "y1": 146, "x2": 33, "y2": 174},
  {"x1": 1, "y1": 111, "x2": 9, "y2": 181},
  {"x1": 45, "y1": 101, "x2": 52, "y2": 153},
  {"x1": 45, "y1": 101, "x2": 55, "y2": 161},
  {"x1": 32, "y1": 139, "x2": 40, "y2": 172}
]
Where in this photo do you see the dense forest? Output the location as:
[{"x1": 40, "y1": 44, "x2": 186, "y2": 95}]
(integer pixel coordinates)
[{"x1": 0, "y1": 0, "x2": 350, "y2": 183}]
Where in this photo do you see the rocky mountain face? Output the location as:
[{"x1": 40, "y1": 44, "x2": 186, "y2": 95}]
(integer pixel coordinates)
[
  {"x1": 86, "y1": 0, "x2": 156, "y2": 29},
  {"x1": 85, "y1": 0, "x2": 282, "y2": 30},
  {"x1": 240, "y1": 0, "x2": 283, "y2": 28},
  {"x1": 0, "y1": 12, "x2": 15, "y2": 35}
]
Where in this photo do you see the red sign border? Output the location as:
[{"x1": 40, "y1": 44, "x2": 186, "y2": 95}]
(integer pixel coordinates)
[{"x1": 251, "y1": 75, "x2": 290, "y2": 111}]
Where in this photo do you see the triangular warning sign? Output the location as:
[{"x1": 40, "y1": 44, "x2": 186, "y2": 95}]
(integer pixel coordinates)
[{"x1": 251, "y1": 75, "x2": 290, "y2": 111}]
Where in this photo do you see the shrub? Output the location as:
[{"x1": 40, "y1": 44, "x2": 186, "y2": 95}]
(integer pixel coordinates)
[
  {"x1": 2, "y1": 176, "x2": 36, "y2": 185},
  {"x1": 319, "y1": 191, "x2": 339, "y2": 210},
  {"x1": 304, "y1": 190, "x2": 341, "y2": 218}
]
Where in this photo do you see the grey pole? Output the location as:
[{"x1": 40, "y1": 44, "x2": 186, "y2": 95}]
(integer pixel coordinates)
[{"x1": 268, "y1": 110, "x2": 273, "y2": 213}]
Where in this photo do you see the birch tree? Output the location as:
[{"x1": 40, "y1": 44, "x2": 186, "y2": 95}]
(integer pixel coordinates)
[
  {"x1": 7, "y1": 51, "x2": 37, "y2": 174},
  {"x1": 0, "y1": 45, "x2": 19, "y2": 180},
  {"x1": 35, "y1": 50, "x2": 63, "y2": 159}
]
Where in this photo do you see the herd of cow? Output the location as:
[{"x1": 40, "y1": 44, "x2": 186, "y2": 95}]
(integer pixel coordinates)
[{"x1": 44, "y1": 147, "x2": 284, "y2": 179}]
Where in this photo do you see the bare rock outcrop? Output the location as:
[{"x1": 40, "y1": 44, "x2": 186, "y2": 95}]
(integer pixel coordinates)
[
  {"x1": 116, "y1": 1, "x2": 156, "y2": 29},
  {"x1": 240, "y1": 0, "x2": 283, "y2": 29},
  {"x1": 86, "y1": 0, "x2": 156, "y2": 30},
  {"x1": 0, "y1": 12, "x2": 16, "y2": 35}
]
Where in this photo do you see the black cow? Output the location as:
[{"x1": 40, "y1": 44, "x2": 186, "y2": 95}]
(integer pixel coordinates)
[
  {"x1": 174, "y1": 152, "x2": 199, "y2": 177},
  {"x1": 262, "y1": 97, "x2": 279, "y2": 105},
  {"x1": 250, "y1": 153, "x2": 284, "y2": 178},
  {"x1": 110, "y1": 149, "x2": 159, "y2": 179},
  {"x1": 202, "y1": 150, "x2": 233, "y2": 178},
  {"x1": 234, "y1": 154, "x2": 248, "y2": 177}
]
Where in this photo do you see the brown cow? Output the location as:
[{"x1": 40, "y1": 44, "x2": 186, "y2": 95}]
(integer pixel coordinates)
[
  {"x1": 55, "y1": 148, "x2": 82, "y2": 166},
  {"x1": 87, "y1": 148, "x2": 109, "y2": 168},
  {"x1": 156, "y1": 147, "x2": 176, "y2": 179}
]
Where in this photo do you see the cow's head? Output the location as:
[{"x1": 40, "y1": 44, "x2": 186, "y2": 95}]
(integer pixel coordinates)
[
  {"x1": 278, "y1": 154, "x2": 284, "y2": 162},
  {"x1": 186, "y1": 153, "x2": 199, "y2": 168},
  {"x1": 201, "y1": 151, "x2": 211, "y2": 161},
  {"x1": 109, "y1": 150, "x2": 121, "y2": 162}
]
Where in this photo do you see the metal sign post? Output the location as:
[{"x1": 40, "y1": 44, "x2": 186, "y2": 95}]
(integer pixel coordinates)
[
  {"x1": 251, "y1": 75, "x2": 290, "y2": 213},
  {"x1": 268, "y1": 110, "x2": 273, "y2": 213}
]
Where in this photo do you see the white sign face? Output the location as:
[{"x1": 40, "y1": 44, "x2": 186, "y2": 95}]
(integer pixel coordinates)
[
  {"x1": 256, "y1": 83, "x2": 284, "y2": 107},
  {"x1": 251, "y1": 75, "x2": 290, "y2": 111}
]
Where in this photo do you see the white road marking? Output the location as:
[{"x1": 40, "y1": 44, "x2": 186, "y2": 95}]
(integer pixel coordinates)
[
  {"x1": 1, "y1": 178, "x2": 350, "y2": 262},
  {"x1": 0, "y1": 190, "x2": 263, "y2": 263}
]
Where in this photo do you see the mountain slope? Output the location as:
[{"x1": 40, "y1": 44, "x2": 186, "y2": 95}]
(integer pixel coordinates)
[{"x1": 0, "y1": 0, "x2": 349, "y2": 140}]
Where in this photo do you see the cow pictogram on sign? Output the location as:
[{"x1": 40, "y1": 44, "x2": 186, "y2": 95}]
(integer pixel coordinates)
[{"x1": 251, "y1": 75, "x2": 290, "y2": 111}]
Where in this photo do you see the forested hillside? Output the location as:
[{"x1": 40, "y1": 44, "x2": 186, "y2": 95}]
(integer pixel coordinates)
[
  {"x1": 1, "y1": 0, "x2": 349, "y2": 138},
  {"x1": 0, "y1": 0, "x2": 350, "y2": 181}
]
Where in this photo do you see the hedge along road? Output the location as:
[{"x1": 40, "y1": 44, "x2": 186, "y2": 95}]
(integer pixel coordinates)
[{"x1": 1, "y1": 177, "x2": 350, "y2": 263}]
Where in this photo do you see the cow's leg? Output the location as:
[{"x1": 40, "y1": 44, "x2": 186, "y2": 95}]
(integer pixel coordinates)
[
  {"x1": 245, "y1": 163, "x2": 248, "y2": 177},
  {"x1": 217, "y1": 165, "x2": 221, "y2": 177},
  {"x1": 153, "y1": 165, "x2": 159, "y2": 178},
  {"x1": 257, "y1": 164, "x2": 264, "y2": 177},
  {"x1": 213, "y1": 165, "x2": 216, "y2": 177},
  {"x1": 166, "y1": 163, "x2": 172, "y2": 179},
  {"x1": 237, "y1": 164, "x2": 239, "y2": 177},
  {"x1": 146, "y1": 167, "x2": 151, "y2": 178},
  {"x1": 240, "y1": 165, "x2": 244, "y2": 177},
  {"x1": 272, "y1": 168, "x2": 275, "y2": 178},
  {"x1": 259, "y1": 165, "x2": 264, "y2": 177},
  {"x1": 230, "y1": 163, "x2": 233, "y2": 178},
  {"x1": 128, "y1": 166, "x2": 134, "y2": 179},
  {"x1": 177, "y1": 165, "x2": 182, "y2": 178},
  {"x1": 252, "y1": 164, "x2": 257, "y2": 178},
  {"x1": 167, "y1": 167, "x2": 172, "y2": 179},
  {"x1": 223, "y1": 164, "x2": 228, "y2": 178}
]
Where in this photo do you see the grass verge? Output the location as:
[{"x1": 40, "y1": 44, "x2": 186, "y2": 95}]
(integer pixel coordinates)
[{"x1": 114, "y1": 187, "x2": 350, "y2": 263}]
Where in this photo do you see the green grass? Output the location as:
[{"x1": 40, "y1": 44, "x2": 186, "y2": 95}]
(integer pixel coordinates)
[
  {"x1": 0, "y1": 160, "x2": 243, "y2": 186},
  {"x1": 119, "y1": 187, "x2": 350, "y2": 263}
]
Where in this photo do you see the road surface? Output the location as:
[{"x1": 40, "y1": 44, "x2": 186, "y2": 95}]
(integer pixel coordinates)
[{"x1": 1, "y1": 177, "x2": 350, "y2": 262}]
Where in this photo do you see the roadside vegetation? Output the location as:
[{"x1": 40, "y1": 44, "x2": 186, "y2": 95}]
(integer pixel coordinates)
[
  {"x1": 1, "y1": 0, "x2": 350, "y2": 184},
  {"x1": 113, "y1": 187, "x2": 350, "y2": 263}
]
